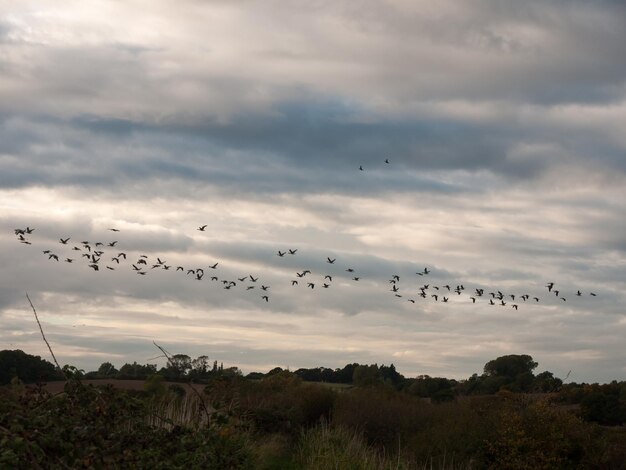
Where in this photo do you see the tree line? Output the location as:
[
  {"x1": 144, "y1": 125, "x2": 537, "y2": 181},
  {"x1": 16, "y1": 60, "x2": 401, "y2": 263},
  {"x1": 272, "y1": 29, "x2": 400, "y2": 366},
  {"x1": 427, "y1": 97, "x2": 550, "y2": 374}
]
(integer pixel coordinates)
[{"x1": 2, "y1": 349, "x2": 625, "y2": 426}]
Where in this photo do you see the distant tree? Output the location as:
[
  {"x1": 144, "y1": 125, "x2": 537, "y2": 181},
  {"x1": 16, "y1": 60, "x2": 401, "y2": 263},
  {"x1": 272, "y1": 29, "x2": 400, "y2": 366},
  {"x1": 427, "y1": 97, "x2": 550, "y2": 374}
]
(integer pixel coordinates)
[
  {"x1": 0, "y1": 349, "x2": 61, "y2": 384},
  {"x1": 484, "y1": 354, "x2": 538, "y2": 379},
  {"x1": 246, "y1": 371, "x2": 265, "y2": 380},
  {"x1": 408, "y1": 375, "x2": 456, "y2": 399},
  {"x1": 533, "y1": 371, "x2": 563, "y2": 392},
  {"x1": 337, "y1": 363, "x2": 359, "y2": 384},
  {"x1": 266, "y1": 367, "x2": 284, "y2": 376},
  {"x1": 97, "y1": 362, "x2": 118, "y2": 377},
  {"x1": 189, "y1": 355, "x2": 210, "y2": 380},
  {"x1": 118, "y1": 362, "x2": 157, "y2": 380},
  {"x1": 353, "y1": 364, "x2": 381, "y2": 387},
  {"x1": 379, "y1": 363, "x2": 405, "y2": 388}
]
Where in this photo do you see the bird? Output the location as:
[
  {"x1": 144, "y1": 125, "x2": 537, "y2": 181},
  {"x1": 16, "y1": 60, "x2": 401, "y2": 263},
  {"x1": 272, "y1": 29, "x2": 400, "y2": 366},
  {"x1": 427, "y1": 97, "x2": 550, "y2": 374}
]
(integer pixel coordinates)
[
  {"x1": 60, "y1": 238, "x2": 70, "y2": 244},
  {"x1": 277, "y1": 251, "x2": 286, "y2": 257},
  {"x1": 249, "y1": 276, "x2": 258, "y2": 282},
  {"x1": 385, "y1": 159, "x2": 389, "y2": 164},
  {"x1": 198, "y1": 225, "x2": 207, "y2": 231},
  {"x1": 108, "y1": 228, "x2": 120, "y2": 232},
  {"x1": 359, "y1": 165, "x2": 363, "y2": 171},
  {"x1": 49, "y1": 254, "x2": 59, "y2": 261},
  {"x1": 108, "y1": 241, "x2": 118, "y2": 247},
  {"x1": 209, "y1": 263, "x2": 218, "y2": 269},
  {"x1": 327, "y1": 257, "x2": 336, "y2": 264},
  {"x1": 261, "y1": 295, "x2": 269, "y2": 302},
  {"x1": 288, "y1": 249, "x2": 298, "y2": 255}
]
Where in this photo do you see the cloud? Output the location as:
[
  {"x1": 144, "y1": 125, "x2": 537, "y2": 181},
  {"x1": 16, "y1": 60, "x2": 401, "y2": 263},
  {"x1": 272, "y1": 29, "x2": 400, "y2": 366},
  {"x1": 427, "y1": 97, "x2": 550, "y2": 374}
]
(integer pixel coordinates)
[{"x1": 1, "y1": 0, "x2": 625, "y2": 382}]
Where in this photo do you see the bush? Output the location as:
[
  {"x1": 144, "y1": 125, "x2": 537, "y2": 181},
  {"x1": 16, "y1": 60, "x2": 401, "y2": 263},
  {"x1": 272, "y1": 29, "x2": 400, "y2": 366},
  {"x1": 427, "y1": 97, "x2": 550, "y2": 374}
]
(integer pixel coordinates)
[{"x1": 0, "y1": 377, "x2": 253, "y2": 468}]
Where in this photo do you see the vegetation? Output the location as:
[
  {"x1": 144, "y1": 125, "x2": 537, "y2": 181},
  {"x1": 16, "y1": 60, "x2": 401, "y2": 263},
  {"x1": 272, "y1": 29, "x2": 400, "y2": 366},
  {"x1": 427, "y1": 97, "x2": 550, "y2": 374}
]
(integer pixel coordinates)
[
  {"x1": 2, "y1": 350, "x2": 626, "y2": 468},
  {"x1": 0, "y1": 349, "x2": 62, "y2": 385}
]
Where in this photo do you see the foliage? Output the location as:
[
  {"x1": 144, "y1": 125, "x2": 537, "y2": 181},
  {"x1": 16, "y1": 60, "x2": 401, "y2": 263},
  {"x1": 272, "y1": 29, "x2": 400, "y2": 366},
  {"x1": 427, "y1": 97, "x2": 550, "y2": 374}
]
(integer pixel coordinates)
[
  {"x1": 579, "y1": 382, "x2": 626, "y2": 426},
  {"x1": 0, "y1": 350, "x2": 61, "y2": 385},
  {"x1": 352, "y1": 364, "x2": 382, "y2": 387},
  {"x1": 4, "y1": 349, "x2": 626, "y2": 467},
  {"x1": 117, "y1": 361, "x2": 157, "y2": 380},
  {"x1": 0, "y1": 377, "x2": 253, "y2": 468}
]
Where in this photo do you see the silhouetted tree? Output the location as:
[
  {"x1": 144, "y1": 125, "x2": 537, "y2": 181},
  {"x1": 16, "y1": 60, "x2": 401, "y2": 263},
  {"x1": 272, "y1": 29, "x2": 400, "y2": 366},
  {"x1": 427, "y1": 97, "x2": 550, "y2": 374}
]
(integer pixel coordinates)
[
  {"x1": 0, "y1": 349, "x2": 61, "y2": 384},
  {"x1": 484, "y1": 354, "x2": 538, "y2": 379},
  {"x1": 353, "y1": 364, "x2": 381, "y2": 387}
]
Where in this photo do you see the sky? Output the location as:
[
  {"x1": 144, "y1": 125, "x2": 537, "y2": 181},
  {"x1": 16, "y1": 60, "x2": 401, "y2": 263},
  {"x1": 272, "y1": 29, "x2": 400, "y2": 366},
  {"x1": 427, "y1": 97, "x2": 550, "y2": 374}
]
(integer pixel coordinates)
[{"x1": 1, "y1": 0, "x2": 625, "y2": 383}]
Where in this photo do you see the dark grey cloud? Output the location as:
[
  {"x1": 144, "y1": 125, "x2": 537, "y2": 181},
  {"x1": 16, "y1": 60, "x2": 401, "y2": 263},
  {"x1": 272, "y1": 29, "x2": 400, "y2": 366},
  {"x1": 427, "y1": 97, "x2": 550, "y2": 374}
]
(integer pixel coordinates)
[{"x1": 3, "y1": 103, "x2": 624, "y2": 202}]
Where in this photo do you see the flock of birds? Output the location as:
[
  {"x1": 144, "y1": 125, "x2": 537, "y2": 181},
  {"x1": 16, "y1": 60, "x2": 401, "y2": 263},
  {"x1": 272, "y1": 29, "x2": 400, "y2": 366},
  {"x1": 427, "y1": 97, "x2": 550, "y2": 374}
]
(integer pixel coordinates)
[{"x1": 14, "y1": 225, "x2": 599, "y2": 311}]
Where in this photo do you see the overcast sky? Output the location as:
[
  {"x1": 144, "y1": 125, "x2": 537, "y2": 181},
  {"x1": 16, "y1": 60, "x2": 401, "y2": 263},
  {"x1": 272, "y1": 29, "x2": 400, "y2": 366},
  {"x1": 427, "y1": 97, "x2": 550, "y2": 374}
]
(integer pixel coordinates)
[{"x1": 1, "y1": 0, "x2": 625, "y2": 383}]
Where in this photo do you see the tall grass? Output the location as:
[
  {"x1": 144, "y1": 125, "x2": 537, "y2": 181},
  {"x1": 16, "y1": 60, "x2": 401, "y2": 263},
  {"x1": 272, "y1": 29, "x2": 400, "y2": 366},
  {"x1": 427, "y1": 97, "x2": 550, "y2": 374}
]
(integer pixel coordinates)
[
  {"x1": 297, "y1": 421, "x2": 406, "y2": 470},
  {"x1": 145, "y1": 391, "x2": 211, "y2": 430}
]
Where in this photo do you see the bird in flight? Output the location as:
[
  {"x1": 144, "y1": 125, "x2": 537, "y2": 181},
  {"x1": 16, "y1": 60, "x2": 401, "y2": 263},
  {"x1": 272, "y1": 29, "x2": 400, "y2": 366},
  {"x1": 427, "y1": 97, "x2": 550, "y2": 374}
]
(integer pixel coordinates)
[
  {"x1": 60, "y1": 238, "x2": 70, "y2": 244},
  {"x1": 198, "y1": 225, "x2": 207, "y2": 231},
  {"x1": 327, "y1": 257, "x2": 336, "y2": 264}
]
